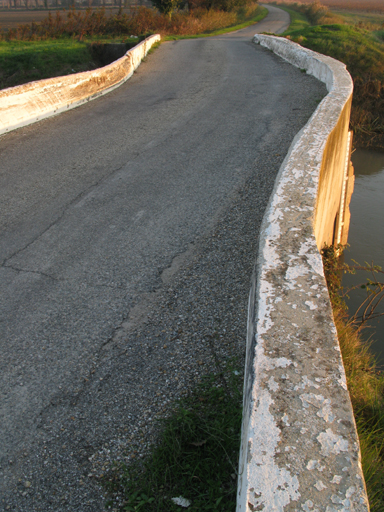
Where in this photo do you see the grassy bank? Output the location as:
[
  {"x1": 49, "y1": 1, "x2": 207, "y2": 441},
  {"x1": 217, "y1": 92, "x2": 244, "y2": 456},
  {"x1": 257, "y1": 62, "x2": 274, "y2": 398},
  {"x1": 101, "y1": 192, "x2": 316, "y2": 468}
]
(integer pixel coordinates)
[
  {"x1": 322, "y1": 246, "x2": 384, "y2": 511},
  {"x1": 1, "y1": 39, "x2": 90, "y2": 90},
  {"x1": 0, "y1": 37, "x2": 148, "y2": 90},
  {"x1": 104, "y1": 366, "x2": 243, "y2": 511},
  {"x1": 270, "y1": 2, "x2": 384, "y2": 149}
]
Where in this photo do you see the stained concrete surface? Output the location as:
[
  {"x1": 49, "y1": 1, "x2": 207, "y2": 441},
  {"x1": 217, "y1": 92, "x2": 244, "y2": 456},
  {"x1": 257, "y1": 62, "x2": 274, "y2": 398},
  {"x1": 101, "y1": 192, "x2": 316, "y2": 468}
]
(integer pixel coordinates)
[
  {"x1": 238, "y1": 36, "x2": 367, "y2": 511},
  {"x1": 0, "y1": 7, "x2": 327, "y2": 511}
]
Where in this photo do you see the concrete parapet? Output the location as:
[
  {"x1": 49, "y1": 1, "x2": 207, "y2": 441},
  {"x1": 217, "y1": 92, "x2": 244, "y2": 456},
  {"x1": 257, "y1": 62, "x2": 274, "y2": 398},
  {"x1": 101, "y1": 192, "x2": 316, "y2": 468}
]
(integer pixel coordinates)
[
  {"x1": 0, "y1": 34, "x2": 161, "y2": 136},
  {"x1": 237, "y1": 35, "x2": 369, "y2": 511}
]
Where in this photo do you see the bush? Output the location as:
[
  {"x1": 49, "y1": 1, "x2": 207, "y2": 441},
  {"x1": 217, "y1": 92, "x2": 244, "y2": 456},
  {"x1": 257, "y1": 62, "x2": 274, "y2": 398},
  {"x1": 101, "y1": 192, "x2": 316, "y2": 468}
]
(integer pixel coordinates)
[{"x1": 151, "y1": 0, "x2": 183, "y2": 18}]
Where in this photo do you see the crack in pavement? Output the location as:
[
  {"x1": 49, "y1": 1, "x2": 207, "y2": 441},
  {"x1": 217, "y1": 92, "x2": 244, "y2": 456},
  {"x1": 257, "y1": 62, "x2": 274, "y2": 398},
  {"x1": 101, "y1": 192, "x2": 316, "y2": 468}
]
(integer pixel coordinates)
[{"x1": 1, "y1": 164, "x2": 125, "y2": 268}]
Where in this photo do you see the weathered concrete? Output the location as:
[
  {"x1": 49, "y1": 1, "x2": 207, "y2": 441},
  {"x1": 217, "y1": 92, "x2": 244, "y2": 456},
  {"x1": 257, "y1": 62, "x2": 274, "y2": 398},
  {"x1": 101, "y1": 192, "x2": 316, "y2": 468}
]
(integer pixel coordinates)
[
  {"x1": 0, "y1": 34, "x2": 160, "y2": 135},
  {"x1": 237, "y1": 36, "x2": 369, "y2": 511}
]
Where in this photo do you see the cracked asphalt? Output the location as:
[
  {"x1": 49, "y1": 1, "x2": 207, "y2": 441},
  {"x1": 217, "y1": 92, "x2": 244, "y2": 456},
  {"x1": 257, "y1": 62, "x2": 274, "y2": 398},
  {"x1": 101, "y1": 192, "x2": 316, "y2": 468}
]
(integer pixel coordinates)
[{"x1": 0, "y1": 6, "x2": 327, "y2": 511}]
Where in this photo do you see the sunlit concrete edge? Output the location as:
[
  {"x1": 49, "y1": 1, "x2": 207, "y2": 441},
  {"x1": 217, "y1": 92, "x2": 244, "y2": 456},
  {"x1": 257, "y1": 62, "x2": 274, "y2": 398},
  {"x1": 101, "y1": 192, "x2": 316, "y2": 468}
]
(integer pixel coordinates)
[
  {"x1": 0, "y1": 34, "x2": 161, "y2": 136},
  {"x1": 236, "y1": 35, "x2": 369, "y2": 511}
]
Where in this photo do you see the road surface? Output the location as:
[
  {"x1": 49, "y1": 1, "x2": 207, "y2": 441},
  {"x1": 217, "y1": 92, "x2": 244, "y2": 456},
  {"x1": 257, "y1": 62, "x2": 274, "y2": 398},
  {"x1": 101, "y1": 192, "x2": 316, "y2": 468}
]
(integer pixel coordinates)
[{"x1": 0, "y1": 6, "x2": 326, "y2": 510}]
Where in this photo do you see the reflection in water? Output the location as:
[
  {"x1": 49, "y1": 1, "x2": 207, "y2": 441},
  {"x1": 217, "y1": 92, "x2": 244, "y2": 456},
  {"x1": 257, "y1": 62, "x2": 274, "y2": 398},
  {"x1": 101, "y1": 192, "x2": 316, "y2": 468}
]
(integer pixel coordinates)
[
  {"x1": 350, "y1": 148, "x2": 384, "y2": 177},
  {"x1": 343, "y1": 148, "x2": 384, "y2": 367}
]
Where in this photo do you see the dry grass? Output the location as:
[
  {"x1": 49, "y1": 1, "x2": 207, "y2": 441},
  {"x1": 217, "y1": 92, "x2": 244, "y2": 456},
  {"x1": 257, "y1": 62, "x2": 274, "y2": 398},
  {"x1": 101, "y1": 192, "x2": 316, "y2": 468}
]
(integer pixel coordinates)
[
  {"x1": 335, "y1": 309, "x2": 382, "y2": 407},
  {"x1": 333, "y1": 308, "x2": 384, "y2": 511},
  {"x1": 322, "y1": 245, "x2": 384, "y2": 511}
]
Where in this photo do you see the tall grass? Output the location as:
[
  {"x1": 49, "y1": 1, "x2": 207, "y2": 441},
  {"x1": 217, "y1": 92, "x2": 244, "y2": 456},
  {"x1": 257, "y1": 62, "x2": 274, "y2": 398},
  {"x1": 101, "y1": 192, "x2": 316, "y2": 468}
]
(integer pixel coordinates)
[{"x1": 322, "y1": 246, "x2": 384, "y2": 511}]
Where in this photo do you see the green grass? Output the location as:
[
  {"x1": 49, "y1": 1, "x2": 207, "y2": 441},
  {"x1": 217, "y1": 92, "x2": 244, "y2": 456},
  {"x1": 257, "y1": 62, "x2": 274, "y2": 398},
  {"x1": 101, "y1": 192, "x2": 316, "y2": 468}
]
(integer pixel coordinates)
[
  {"x1": 0, "y1": 36, "x2": 144, "y2": 89},
  {"x1": 283, "y1": 23, "x2": 384, "y2": 77},
  {"x1": 104, "y1": 366, "x2": 243, "y2": 511},
  {"x1": 164, "y1": 6, "x2": 268, "y2": 40},
  {"x1": 271, "y1": 3, "x2": 310, "y2": 31},
  {"x1": 0, "y1": 39, "x2": 95, "y2": 89}
]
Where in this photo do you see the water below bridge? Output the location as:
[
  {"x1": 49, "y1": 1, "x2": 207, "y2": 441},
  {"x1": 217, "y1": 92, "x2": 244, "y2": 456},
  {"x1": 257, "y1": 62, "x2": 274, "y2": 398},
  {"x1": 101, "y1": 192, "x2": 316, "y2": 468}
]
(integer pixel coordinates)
[{"x1": 343, "y1": 148, "x2": 384, "y2": 368}]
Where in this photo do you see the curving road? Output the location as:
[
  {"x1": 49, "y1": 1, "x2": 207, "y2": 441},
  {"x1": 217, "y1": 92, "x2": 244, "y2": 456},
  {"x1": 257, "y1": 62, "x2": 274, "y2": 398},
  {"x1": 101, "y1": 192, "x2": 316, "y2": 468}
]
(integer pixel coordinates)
[{"x1": 0, "y1": 6, "x2": 326, "y2": 511}]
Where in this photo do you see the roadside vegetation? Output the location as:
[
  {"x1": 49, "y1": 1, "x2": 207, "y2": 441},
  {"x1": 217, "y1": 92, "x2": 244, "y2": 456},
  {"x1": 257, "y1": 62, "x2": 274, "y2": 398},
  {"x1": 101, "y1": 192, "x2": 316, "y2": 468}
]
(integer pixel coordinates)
[
  {"x1": 322, "y1": 246, "x2": 384, "y2": 511},
  {"x1": 0, "y1": 2, "x2": 266, "y2": 89},
  {"x1": 267, "y1": 0, "x2": 384, "y2": 149},
  {"x1": 104, "y1": 365, "x2": 243, "y2": 511}
]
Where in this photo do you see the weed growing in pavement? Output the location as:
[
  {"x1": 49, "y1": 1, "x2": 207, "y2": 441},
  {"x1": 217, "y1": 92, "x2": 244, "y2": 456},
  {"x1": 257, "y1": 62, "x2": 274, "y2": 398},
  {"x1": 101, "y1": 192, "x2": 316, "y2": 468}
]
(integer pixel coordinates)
[{"x1": 104, "y1": 365, "x2": 243, "y2": 511}]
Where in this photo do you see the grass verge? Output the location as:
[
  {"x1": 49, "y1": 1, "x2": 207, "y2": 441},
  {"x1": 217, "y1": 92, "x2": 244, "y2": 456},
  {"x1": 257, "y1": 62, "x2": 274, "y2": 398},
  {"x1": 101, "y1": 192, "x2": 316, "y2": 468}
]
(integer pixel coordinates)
[
  {"x1": 322, "y1": 245, "x2": 384, "y2": 512},
  {"x1": 104, "y1": 365, "x2": 243, "y2": 511},
  {"x1": 271, "y1": 2, "x2": 384, "y2": 149},
  {"x1": 271, "y1": 3, "x2": 311, "y2": 31}
]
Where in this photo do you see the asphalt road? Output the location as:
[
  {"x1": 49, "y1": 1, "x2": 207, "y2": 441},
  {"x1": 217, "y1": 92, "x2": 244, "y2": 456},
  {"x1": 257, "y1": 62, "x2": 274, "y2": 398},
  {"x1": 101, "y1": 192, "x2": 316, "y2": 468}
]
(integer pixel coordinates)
[{"x1": 0, "y1": 6, "x2": 326, "y2": 511}]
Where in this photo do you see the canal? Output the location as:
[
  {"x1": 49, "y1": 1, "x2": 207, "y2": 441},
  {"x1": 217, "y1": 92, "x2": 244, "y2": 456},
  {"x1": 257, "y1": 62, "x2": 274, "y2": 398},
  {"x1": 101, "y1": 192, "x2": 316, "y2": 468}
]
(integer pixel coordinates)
[{"x1": 343, "y1": 148, "x2": 384, "y2": 368}]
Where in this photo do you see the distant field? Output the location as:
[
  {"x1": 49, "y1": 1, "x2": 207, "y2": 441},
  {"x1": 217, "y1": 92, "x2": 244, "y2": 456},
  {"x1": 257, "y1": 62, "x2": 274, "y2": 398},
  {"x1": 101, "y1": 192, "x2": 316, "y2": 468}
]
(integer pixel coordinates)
[
  {"x1": 333, "y1": 8, "x2": 384, "y2": 26},
  {"x1": 0, "y1": 10, "x2": 51, "y2": 30},
  {"x1": 319, "y1": 0, "x2": 384, "y2": 10},
  {"x1": 263, "y1": 0, "x2": 384, "y2": 12},
  {"x1": 0, "y1": 5, "x2": 146, "y2": 30}
]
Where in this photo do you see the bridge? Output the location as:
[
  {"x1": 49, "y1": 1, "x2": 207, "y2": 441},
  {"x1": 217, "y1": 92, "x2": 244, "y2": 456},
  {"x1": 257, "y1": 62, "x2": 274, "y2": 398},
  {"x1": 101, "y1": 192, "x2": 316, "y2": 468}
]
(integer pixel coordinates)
[{"x1": 0, "y1": 6, "x2": 368, "y2": 511}]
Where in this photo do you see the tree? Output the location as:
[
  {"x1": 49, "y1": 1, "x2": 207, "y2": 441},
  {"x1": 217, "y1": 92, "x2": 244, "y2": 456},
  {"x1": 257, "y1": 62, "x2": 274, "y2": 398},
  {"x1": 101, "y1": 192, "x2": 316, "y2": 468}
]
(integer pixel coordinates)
[{"x1": 151, "y1": 0, "x2": 181, "y2": 18}]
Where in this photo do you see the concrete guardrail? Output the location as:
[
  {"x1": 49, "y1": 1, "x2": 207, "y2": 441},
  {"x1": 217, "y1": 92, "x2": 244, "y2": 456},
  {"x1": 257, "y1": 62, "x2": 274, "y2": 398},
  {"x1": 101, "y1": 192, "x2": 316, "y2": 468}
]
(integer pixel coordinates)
[
  {"x1": 0, "y1": 34, "x2": 161, "y2": 136},
  {"x1": 237, "y1": 35, "x2": 369, "y2": 511}
]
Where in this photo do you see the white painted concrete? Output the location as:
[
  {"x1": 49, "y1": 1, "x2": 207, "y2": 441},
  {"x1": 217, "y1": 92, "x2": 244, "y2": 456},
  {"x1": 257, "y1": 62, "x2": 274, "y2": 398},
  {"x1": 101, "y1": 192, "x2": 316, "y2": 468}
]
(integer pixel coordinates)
[
  {"x1": 0, "y1": 34, "x2": 160, "y2": 136},
  {"x1": 237, "y1": 35, "x2": 369, "y2": 511}
]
